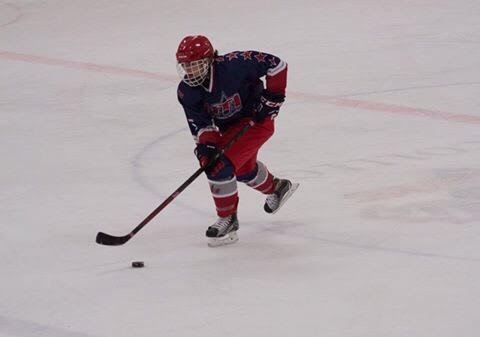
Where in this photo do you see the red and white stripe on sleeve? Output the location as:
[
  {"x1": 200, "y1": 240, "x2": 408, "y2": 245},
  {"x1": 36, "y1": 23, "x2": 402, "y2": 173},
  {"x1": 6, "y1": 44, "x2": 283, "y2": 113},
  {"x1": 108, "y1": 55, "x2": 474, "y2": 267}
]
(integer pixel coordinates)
[{"x1": 266, "y1": 59, "x2": 287, "y2": 95}]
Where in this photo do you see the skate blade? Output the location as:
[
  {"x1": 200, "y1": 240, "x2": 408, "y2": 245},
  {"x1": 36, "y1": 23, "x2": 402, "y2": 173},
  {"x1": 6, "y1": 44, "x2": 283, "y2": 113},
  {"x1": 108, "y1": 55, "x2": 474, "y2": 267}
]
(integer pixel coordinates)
[
  {"x1": 207, "y1": 231, "x2": 239, "y2": 247},
  {"x1": 271, "y1": 182, "x2": 299, "y2": 214}
]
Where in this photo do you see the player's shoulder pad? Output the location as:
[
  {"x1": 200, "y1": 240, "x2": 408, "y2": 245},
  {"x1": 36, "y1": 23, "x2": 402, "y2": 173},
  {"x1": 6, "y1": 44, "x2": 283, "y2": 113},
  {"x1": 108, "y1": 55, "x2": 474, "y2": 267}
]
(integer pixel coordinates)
[
  {"x1": 216, "y1": 50, "x2": 260, "y2": 63},
  {"x1": 217, "y1": 50, "x2": 282, "y2": 68}
]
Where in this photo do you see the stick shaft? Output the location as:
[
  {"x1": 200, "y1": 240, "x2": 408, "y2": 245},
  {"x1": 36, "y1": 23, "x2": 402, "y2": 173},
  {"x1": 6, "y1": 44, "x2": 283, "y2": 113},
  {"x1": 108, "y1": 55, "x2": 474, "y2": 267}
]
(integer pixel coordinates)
[{"x1": 96, "y1": 120, "x2": 254, "y2": 246}]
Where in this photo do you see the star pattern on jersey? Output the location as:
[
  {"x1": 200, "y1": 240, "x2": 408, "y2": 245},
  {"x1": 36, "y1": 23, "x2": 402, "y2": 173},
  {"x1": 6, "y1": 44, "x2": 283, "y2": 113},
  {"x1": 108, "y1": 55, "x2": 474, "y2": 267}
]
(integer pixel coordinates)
[
  {"x1": 254, "y1": 52, "x2": 267, "y2": 63},
  {"x1": 225, "y1": 52, "x2": 239, "y2": 61},
  {"x1": 269, "y1": 57, "x2": 277, "y2": 66},
  {"x1": 240, "y1": 51, "x2": 253, "y2": 60},
  {"x1": 215, "y1": 56, "x2": 225, "y2": 62}
]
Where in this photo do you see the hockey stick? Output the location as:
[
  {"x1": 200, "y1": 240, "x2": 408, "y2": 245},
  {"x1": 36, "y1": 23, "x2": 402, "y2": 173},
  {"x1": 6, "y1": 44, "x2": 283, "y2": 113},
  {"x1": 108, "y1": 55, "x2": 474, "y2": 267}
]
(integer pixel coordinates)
[{"x1": 95, "y1": 120, "x2": 255, "y2": 246}]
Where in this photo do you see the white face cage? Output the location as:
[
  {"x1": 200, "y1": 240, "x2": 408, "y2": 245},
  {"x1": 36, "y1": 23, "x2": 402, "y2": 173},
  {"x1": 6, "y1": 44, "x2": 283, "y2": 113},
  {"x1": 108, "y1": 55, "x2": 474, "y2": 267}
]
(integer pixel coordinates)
[{"x1": 176, "y1": 58, "x2": 211, "y2": 87}]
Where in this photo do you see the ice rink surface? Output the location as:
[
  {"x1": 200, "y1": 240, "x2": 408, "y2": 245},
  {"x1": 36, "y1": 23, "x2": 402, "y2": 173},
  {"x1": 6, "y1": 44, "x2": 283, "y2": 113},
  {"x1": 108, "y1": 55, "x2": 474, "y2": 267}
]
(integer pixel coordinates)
[{"x1": 1, "y1": 1, "x2": 480, "y2": 336}]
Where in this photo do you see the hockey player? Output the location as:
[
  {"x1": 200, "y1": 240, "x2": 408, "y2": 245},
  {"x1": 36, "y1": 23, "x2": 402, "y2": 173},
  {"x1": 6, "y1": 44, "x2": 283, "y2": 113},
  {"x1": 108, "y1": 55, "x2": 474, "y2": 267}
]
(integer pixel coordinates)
[{"x1": 176, "y1": 35, "x2": 298, "y2": 247}]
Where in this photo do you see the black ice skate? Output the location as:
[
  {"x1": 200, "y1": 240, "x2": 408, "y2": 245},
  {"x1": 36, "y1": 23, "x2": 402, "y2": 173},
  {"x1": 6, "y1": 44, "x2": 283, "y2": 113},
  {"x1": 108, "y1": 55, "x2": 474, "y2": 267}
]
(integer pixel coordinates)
[
  {"x1": 206, "y1": 213, "x2": 239, "y2": 247},
  {"x1": 264, "y1": 178, "x2": 299, "y2": 214}
]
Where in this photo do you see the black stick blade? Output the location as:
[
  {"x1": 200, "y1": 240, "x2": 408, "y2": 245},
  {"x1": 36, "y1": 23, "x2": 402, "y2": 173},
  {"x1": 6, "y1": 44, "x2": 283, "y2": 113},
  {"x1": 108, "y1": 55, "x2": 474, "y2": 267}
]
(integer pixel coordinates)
[{"x1": 96, "y1": 231, "x2": 131, "y2": 246}]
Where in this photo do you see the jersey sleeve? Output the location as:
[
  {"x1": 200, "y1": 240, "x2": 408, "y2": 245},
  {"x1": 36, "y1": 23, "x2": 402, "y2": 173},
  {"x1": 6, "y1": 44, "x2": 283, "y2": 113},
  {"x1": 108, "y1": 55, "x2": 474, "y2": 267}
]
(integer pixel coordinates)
[
  {"x1": 224, "y1": 50, "x2": 287, "y2": 95},
  {"x1": 177, "y1": 84, "x2": 220, "y2": 145}
]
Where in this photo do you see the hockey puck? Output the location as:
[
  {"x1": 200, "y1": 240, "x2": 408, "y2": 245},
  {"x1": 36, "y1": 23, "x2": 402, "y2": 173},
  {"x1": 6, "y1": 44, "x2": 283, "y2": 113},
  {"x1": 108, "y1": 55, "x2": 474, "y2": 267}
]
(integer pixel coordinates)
[{"x1": 131, "y1": 261, "x2": 144, "y2": 268}]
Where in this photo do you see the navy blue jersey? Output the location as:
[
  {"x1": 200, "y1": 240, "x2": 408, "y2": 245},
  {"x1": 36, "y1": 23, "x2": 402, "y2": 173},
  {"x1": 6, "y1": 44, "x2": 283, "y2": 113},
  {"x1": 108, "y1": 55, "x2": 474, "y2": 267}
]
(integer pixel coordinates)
[{"x1": 177, "y1": 50, "x2": 287, "y2": 144}]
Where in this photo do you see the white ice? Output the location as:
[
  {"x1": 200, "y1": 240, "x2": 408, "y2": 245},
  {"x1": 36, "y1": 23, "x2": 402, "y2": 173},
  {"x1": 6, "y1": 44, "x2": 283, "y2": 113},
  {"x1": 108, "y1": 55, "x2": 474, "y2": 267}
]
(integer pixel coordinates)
[{"x1": 1, "y1": 1, "x2": 480, "y2": 336}]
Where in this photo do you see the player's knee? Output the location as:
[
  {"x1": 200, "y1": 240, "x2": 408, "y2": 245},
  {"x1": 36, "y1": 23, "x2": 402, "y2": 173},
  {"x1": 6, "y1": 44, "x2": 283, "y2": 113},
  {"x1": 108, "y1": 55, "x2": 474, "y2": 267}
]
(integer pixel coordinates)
[{"x1": 237, "y1": 165, "x2": 258, "y2": 183}]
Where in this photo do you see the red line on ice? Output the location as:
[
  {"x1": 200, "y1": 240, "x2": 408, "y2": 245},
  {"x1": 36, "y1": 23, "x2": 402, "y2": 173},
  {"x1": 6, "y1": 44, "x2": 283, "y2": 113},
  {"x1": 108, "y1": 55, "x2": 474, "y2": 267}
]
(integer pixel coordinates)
[
  {"x1": 0, "y1": 51, "x2": 177, "y2": 81},
  {"x1": 289, "y1": 91, "x2": 480, "y2": 125},
  {"x1": 1, "y1": 50, "x2": 479, "y2": 125}
]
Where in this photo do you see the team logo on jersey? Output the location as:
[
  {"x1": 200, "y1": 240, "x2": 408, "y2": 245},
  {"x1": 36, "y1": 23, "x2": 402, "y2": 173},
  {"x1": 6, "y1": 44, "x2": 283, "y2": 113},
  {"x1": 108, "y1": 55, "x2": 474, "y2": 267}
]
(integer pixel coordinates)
[{"x1": 206, "y1": 92, "x2": 242, "y2": 119}]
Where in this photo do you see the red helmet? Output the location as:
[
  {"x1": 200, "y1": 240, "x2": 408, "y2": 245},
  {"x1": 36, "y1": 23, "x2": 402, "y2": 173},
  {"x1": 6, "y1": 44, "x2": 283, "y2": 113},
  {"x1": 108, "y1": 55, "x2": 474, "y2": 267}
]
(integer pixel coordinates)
[
  {"x1": 176, "y1": 35, "x2": 214, "y2": 63},
  {"x1": 176, "y1": 35, "x2": 215, "y2": 87}
]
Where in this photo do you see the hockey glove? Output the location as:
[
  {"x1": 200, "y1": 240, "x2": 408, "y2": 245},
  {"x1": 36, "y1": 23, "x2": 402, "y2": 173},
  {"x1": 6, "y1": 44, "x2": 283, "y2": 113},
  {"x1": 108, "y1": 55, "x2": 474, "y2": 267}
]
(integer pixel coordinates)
[
  {"x1": 195, "y1": 143, "x2": 225, "y2": 176},
  {"x1": 253, "y1": 90, "x2": 285, "y2": 122}
]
